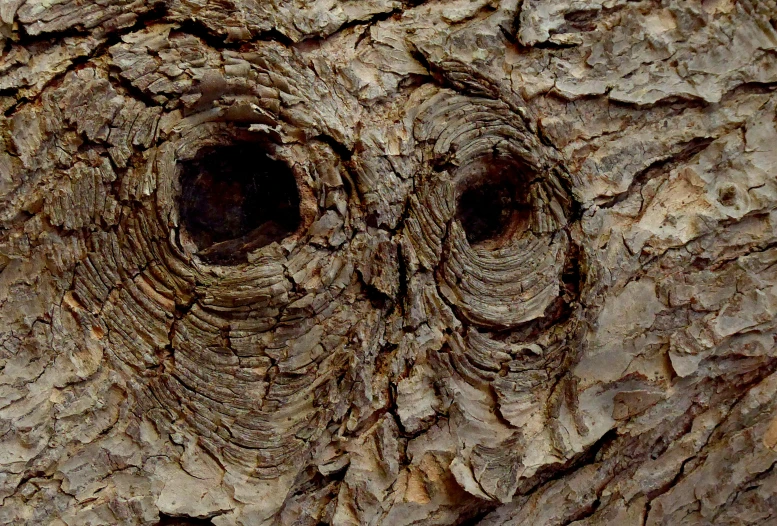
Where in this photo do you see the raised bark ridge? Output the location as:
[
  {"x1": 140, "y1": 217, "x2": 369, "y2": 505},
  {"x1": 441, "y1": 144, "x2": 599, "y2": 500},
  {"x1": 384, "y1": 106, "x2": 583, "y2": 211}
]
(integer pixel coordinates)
[{"x1": 1, "y1": 1, "x2": 777, "y2": 525}]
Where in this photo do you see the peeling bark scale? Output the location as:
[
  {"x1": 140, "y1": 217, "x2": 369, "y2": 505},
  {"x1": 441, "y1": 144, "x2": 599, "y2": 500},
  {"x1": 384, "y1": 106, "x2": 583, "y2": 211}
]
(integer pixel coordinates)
[{"x1": 1, "y1": 1, "x2": 777, "y2": 525}]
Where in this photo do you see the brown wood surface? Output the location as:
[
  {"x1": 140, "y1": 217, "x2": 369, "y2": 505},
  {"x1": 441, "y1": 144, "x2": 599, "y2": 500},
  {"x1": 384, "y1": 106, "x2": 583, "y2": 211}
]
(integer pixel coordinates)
[{"x1": 1, "y1": 1, "x2": 777, "y2": 524}]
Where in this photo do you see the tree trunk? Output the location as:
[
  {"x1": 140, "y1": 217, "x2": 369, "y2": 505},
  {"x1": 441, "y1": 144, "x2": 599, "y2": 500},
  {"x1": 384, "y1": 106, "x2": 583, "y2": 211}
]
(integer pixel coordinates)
[{"x1": 1, "y1": 1, "x2": 777, "y2": 524}]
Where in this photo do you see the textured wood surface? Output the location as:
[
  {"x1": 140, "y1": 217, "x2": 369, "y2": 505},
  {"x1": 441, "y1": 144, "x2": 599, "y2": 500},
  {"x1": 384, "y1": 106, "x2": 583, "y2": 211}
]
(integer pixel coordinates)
[{"x1": 1, "y1": 1, "x2": 777, "y2": 524}]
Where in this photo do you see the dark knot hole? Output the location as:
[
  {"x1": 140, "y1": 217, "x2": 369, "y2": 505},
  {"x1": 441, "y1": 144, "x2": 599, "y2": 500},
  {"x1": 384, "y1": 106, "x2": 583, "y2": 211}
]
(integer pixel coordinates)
[
  {"x1": 179, "y1": 144, "x2": 301, "y2": 264},
  {"x1": 455, "y1": 169, "x2": 531, "y2": 246}
]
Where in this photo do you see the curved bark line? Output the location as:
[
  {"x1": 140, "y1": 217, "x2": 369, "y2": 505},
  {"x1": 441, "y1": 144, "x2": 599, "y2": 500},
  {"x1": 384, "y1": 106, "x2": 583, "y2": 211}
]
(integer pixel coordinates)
[{"x1": 1, "y1": 1, "x2": 777, "y2": 525}]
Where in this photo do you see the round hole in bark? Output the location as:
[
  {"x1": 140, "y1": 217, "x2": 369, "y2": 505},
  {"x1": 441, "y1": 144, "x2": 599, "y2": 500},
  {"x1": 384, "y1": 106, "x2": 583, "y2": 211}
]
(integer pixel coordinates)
[
  {"x1": 717, "y1": 184, "x2": 737, "y2": 207},
  {"x1": 455, "y1": 165, "x2": 531, "y2": 246},
  {"x1": 178, "y1": 144, "x2": 301, "y2": 264}
]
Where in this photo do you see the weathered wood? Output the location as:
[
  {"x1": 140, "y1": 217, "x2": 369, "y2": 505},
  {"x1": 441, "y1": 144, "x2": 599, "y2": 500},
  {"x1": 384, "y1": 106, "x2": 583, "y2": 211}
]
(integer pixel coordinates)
[{"x1": 1, "y1": 1, "x2": 777, "y2": 524}]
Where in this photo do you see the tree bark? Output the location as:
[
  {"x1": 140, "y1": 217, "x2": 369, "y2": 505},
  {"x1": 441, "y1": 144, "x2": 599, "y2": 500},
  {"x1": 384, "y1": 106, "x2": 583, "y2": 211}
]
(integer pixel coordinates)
[{"x1": 1, "y1": 0, "x2": 777, "y2": 524}]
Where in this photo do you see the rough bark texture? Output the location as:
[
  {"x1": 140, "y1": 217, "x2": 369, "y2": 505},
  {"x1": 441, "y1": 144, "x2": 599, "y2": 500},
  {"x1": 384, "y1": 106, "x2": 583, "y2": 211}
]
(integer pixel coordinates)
[{"x1": 2, "y1": 1, "x2": 777, "y2": 524}]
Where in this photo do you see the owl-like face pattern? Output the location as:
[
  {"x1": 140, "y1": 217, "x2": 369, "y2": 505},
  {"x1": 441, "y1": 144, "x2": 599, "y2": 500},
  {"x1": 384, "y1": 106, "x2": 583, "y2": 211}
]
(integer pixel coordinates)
[{"x1": 2, "y1": 1, "x2": 777, "y2": 525}]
